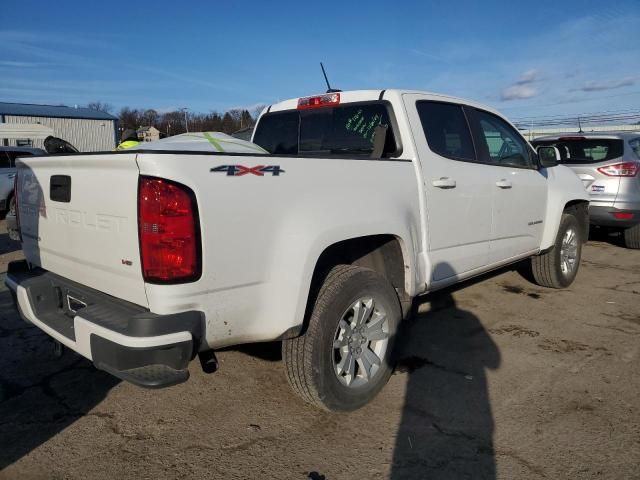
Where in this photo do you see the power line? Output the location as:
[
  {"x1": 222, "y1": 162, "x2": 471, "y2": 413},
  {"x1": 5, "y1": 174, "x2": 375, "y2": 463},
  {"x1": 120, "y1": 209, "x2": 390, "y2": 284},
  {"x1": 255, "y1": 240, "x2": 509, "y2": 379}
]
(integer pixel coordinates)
[{"x1": 513, "y1": 110, "x2": 640, "y2": 129}]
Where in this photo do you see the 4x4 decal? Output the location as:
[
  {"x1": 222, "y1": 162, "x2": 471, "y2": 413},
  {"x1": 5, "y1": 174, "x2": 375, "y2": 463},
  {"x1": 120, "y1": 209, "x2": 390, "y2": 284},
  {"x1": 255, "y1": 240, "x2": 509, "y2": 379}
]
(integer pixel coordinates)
[{"x1": 210, "y1": 165, "x2": 285, "y2": 176}]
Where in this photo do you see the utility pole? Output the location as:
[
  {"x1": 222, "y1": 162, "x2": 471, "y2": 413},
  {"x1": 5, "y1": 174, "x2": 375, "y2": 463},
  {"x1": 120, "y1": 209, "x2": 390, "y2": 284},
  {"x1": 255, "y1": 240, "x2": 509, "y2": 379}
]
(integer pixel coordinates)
[{"x1": 181, "y1": 108, "x2": 189, "y2": 132}]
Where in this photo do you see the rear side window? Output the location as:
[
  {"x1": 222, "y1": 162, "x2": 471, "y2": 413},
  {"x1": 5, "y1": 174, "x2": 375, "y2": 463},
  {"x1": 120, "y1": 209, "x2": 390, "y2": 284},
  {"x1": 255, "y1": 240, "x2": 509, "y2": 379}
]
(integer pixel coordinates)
[
  {"x1": 253, "y1": 102, "x2": 398, "y2": 157},
  {"x1": 532, "y1": 138, "x2": 624, "y2": 164},
  {"x1": 416, "y1": 101, "x2": 475, "y2": 161}
]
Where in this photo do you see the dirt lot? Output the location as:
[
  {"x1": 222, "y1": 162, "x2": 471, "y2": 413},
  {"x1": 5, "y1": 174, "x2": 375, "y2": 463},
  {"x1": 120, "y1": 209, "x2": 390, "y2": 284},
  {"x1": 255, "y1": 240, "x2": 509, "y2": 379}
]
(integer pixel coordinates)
[{"x1": 0, "y1": 221, "x2": 638, "y2": 480}]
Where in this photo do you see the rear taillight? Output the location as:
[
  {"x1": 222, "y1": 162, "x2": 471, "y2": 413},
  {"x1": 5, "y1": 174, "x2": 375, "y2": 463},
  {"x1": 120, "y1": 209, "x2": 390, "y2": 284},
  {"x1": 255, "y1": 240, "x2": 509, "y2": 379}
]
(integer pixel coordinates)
[
  {"x1": 597, "y1": 162, "x2": 639, "y2": 177},
  {"x1": 138, "y1": 177, "x2": 200, "y2": 283},
  {"x1": 14, "y1": 174, "x2": 21, "y2": 242}
]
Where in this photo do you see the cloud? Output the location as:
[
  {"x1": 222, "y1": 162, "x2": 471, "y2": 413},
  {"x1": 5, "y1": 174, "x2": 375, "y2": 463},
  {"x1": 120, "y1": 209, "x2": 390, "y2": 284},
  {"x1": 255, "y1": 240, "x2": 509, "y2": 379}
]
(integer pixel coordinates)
[
  {"x1": 0, "y1": 60, "x2": 43, "y2": 68},
  {"x1": 501, "y1": 85, "x2": 538, "y2": 101},
  {"x1": 516, "y1": 69, "x2": 542, "y2": 85},
  {"x1": 409, "y1": 48, "x2": 447, "y2": 62},
  {"x1": 500, "y1": 69, "x2": 543, "y2": 101},
  {"x1": 578, "y1": 77, "x2": 635, "y2": 92}
]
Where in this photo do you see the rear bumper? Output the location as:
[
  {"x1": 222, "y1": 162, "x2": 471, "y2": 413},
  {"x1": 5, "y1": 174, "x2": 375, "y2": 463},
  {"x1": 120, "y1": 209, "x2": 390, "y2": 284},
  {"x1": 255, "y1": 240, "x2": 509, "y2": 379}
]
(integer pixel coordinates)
[
  {"x1": 5, "y1": 260, "x2": 204, "y2": 388},
  {"x1": 589, "y1": 205, "x2": 640, "y2": 228}
]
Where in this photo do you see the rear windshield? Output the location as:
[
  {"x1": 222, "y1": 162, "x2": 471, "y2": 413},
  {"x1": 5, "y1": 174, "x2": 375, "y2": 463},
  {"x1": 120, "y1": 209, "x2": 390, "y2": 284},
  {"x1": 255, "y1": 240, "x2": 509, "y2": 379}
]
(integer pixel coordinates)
[
  {"x1": 253, "y1": 102, "x2": 398, "y2": 157},
  {"x1": 532, "y1": 138, "x2": 624, "y2": 164}
]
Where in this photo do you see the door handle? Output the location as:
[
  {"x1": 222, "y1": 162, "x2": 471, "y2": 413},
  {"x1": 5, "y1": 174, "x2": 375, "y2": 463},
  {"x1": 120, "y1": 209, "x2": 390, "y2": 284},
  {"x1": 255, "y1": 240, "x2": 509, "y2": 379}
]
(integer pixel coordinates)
[
  {"x1": 432, "y1": 177, "x2": 456, "y2": 189},
  {"x1": 496, "y1": 179, "x2": 512, "y2": 189}
]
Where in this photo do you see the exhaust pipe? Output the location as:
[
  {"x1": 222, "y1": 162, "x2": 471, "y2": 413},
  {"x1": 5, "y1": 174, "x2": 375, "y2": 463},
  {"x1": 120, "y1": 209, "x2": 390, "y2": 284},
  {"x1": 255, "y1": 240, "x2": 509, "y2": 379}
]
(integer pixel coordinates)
[{"x1": 198, "y1": 350, "x2": 218, "y2": 374}]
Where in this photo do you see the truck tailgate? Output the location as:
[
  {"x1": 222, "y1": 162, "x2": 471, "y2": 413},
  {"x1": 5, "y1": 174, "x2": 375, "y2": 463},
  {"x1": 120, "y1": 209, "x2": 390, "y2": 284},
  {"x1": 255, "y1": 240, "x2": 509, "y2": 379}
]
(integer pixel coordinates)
[{"x1": 16, "y1": 153, "x2": 148, "y2": 307}]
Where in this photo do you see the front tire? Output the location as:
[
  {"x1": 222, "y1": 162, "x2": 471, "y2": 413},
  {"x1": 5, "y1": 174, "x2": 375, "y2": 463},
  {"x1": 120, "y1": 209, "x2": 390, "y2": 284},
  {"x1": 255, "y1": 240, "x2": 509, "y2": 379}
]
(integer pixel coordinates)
[
  {"x1": 283, "y1": 265, "x2": 400, "y2": 411},
  {"x1": 623, "y1": 224, "x2": 640, "y2": 249},
  {"x1": 531, "y1": 213, "x2": 583, "y2": 288}
]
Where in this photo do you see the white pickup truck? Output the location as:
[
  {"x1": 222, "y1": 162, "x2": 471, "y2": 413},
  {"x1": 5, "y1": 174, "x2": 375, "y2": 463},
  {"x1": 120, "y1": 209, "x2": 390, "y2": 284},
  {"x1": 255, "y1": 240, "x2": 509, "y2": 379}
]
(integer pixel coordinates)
[{"x1": 6, "y1": 90, "x2": 588, "y2": 411}]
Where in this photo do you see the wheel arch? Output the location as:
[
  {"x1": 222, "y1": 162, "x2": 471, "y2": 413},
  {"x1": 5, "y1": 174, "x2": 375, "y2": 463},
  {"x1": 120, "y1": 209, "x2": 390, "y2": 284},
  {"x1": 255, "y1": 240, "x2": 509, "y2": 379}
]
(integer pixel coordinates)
[
  {"x1": 288, "y1": 233, "x2": 414, "y2": 340},
  {"x1": 540, "y1": 198, "x2": 590, "y2": 250},
  {"x1": 563, "y1": 200, "x2": 589, "y2": 242}
]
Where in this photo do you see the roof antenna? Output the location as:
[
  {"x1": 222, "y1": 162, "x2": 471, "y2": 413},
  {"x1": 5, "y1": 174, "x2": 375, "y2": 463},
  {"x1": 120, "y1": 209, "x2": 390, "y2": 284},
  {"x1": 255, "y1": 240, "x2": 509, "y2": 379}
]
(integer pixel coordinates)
[{"x1": 320, "y1": 62, "x2": 341, "y2": 93}]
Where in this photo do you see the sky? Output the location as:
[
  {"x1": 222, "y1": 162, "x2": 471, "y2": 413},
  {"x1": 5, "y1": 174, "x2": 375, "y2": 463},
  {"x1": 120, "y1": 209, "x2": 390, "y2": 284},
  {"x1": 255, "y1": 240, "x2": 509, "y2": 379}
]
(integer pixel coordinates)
[{"x1": 0, "y1": 0, "x2": 639, "y2": 122}]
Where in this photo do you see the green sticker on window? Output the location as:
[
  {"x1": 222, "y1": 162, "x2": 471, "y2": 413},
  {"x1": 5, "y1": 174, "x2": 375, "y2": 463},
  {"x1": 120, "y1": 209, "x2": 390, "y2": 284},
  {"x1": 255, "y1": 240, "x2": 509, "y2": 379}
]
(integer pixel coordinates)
[{"x1": 345, "y1": 109, "x2": 385, "y2": 143}]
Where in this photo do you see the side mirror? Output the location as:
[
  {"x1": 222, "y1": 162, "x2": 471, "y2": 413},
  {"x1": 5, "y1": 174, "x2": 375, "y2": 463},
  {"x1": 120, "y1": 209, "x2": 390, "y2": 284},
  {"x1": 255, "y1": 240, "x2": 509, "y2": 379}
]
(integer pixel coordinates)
[{"x1": 537, "y1": 146, "x2": 560, "y2": 168}]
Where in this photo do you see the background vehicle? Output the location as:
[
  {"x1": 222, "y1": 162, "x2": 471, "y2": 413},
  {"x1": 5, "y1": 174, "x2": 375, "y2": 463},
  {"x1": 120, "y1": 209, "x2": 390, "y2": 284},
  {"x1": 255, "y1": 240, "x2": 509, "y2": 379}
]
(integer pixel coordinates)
[
  {"x1": 5, "y1": 138, "x2": 75, "y2": 240},
  {"x1": 533, "y1": 133, "x2": 640, "y2": 248},
  {"x1": 0, "y1": 146, "x2": 45, "y2": 214},
  {"x1": 6, "y1": 90, "x2": 588, "y2": 411}
]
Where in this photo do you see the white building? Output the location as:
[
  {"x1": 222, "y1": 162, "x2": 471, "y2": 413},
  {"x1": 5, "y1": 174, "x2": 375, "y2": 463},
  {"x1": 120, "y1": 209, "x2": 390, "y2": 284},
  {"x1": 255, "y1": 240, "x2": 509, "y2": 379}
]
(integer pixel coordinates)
[{"x1": 0, "y1": 102, "x2": 117, "y2": 151}]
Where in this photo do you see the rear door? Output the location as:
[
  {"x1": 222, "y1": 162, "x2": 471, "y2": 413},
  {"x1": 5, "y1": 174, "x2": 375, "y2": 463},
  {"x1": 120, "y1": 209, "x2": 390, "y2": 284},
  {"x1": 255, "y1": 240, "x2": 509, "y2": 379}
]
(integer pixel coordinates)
[
  {"x1": 16, "y1": 153, "x2": 148, "y2": 307},
  {"x1": 405, "y1": 95, "x2": 494, "y2": 284}
]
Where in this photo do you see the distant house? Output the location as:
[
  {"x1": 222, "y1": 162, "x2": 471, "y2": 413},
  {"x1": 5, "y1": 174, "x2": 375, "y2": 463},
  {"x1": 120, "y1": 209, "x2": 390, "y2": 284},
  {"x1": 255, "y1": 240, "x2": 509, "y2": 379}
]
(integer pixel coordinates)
[
  {"x1": 0, "y1": 102, "x2": 117, "y2": 151},
  {"x1": 137, "y1": 126, "x2": 160, "y2": 142}
]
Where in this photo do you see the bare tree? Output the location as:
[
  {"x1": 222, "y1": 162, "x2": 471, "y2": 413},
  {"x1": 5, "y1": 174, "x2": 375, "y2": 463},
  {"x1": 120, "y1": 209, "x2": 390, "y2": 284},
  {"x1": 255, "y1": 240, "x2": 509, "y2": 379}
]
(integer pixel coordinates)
[
  {"x1": 251, "y1": 104, "x2": 267, "y2": 123},
  {"x1": 87, "y1": 101, "x2": 114, "y2": 114}
]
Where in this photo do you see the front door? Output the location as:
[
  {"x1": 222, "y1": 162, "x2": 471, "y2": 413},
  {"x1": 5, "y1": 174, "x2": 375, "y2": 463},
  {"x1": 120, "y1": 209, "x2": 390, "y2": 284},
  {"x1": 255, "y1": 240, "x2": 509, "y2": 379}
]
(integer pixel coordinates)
[{"x1": 469, "y1": 108, "x2": 547, "y2": 262}]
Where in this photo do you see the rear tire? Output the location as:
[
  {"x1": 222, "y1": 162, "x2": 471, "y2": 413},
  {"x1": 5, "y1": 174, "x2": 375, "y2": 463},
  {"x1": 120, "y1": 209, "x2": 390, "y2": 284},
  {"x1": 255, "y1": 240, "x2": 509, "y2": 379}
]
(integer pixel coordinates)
[
  {"x1": 283, "y1": 265, "x2": 400, "y2": 411},
  {"x1": 623, "y1": 224, "x2": 640, "y2": 249},
  {"x1": 531, "y1": 213, "x2": 583, "y2": 289}
]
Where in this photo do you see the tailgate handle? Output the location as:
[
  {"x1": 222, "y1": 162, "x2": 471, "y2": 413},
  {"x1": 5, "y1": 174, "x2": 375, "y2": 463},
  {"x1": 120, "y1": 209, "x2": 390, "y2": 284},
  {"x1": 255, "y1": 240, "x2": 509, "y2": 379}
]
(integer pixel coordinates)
[{"x1": 50, "y1": 175, "x2": 71, "y2": 203}]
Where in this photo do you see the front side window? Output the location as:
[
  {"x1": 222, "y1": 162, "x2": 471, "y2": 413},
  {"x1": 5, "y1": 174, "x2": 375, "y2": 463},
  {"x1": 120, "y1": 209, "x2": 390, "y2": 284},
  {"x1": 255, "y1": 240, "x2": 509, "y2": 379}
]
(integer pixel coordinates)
[
  {"x1": 253, "y1": 102, "x2": 398, "y2": 157},
  {"x1": 416, "y1": 101, "x2": 476, "y2": 161},
  {"x1": 475, "y1": 110, "x2": 533, "y2": 168}
]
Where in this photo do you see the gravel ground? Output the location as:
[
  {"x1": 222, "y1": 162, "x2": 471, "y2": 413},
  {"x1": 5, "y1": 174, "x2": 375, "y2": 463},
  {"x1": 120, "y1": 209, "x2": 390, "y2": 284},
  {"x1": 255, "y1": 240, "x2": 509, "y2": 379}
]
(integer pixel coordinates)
[{"x1": 0, "y1": 222, "x2": 638, "y2": 480}]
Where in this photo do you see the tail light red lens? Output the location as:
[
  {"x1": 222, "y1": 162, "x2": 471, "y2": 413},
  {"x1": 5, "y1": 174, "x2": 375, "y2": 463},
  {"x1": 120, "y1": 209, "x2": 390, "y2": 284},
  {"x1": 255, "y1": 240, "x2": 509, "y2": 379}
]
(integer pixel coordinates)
[
  {"x1": 597, "y1": 162, "x2": 639, "y2": 177},
  {"x1": 138, "y1": 177, "x2": 200, "y2": 283}
]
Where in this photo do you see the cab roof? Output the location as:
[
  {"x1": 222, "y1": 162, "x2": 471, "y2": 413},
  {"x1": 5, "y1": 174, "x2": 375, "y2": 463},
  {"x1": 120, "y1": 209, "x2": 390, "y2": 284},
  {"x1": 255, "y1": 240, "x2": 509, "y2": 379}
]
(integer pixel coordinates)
[{"x1": 266, "y1": 89, "x2": 503, "y2": 117}]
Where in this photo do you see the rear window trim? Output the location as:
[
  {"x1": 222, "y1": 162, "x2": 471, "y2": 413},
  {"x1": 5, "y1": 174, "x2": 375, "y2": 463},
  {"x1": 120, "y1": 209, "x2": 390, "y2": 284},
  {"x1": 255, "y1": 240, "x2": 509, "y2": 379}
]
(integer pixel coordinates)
[
  {"x1": 254, "y1": 100, "x2": 404, "y2": 159},
  {"x1": 532, "y1": 138, "x2": 625, "y2": 165}
]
